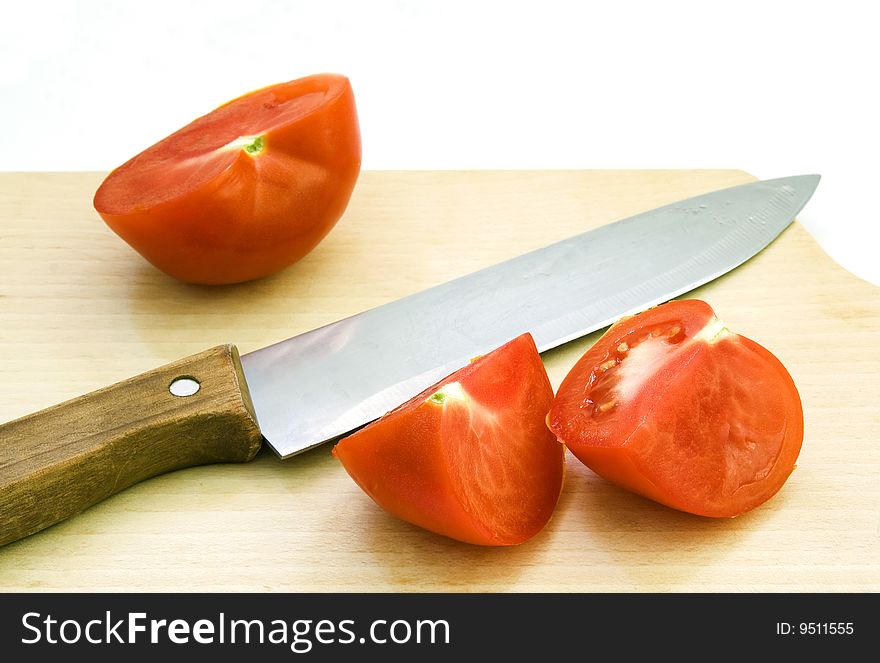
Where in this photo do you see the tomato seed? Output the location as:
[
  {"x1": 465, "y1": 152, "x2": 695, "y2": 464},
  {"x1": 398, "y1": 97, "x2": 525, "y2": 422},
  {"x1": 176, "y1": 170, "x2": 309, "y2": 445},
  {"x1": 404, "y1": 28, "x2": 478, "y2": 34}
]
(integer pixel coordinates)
[{"x1": 595, "y1": 399, "x2": 617, "y2": 414}]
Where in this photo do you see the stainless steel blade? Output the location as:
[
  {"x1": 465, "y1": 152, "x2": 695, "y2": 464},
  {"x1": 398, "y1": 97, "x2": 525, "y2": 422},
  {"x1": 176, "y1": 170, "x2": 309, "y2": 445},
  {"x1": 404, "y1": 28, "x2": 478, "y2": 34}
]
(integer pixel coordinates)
[{"x1": 242, "y1": 174, "x2": 820, "y2": 458}]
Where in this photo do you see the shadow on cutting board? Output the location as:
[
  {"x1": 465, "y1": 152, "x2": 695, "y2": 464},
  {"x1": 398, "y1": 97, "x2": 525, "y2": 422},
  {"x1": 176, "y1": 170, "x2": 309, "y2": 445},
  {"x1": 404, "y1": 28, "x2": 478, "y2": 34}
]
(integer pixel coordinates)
[
  {"x1": 124, "y1": 255, "x2": 331, "y2": 358},
  {"x1": 559, "y1": 456, "x2": 786, "y2": 591},
  {"x1": 324, "y1": 452, "x2": 783, "y2": 593},
  {"x1": 357, "y1": 506, "x2": 542, "y2": 591}
]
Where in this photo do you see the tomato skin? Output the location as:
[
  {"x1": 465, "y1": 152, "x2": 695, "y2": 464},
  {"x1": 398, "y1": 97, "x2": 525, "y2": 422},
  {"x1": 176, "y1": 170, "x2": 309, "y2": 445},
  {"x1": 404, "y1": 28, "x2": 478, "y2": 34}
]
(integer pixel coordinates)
[
  {"x1": 94, "y1": 74, "x2": 361, "y2": 285},
  {"x1": 333, "y1": 334, "x2": 565, "y2": 545},
  {"x1": 548, "y1": 300, "x2": 803, "y2": 518}
]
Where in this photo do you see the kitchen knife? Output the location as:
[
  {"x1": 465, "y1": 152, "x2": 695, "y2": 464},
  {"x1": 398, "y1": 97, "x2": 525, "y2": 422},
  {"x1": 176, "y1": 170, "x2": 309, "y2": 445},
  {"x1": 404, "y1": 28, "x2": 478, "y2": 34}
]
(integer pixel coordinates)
[{"x1": 0, "y1": 174, "x2": 819, "y2": 546}]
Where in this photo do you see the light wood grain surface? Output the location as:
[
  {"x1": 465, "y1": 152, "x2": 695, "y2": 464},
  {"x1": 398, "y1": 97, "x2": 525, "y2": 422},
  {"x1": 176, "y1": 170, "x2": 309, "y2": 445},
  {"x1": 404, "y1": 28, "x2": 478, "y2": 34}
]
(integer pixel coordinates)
[{"x1": 0, "y1": 170, "x2": 877, "y2": 592}]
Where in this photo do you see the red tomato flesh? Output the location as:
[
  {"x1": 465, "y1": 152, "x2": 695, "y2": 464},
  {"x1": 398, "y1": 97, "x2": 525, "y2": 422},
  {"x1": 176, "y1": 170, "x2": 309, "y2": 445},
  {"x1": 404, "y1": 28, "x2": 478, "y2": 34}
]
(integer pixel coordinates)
[
  {"x1": 548, "y1": 299, "x2": 803, "y2": 518},
  {"x1": 333, "y1": 333, "x2": 565, "y2": 545},
  {"x1": 94, "y1": 74, "x2": 361, "y2": 284}
]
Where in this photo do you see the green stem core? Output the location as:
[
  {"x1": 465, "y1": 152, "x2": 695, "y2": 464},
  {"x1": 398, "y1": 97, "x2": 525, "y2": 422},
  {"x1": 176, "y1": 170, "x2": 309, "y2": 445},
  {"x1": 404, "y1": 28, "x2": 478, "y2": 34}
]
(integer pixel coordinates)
[{"x1": 243, "y1": 135, "x2": 265, "y2": 155}]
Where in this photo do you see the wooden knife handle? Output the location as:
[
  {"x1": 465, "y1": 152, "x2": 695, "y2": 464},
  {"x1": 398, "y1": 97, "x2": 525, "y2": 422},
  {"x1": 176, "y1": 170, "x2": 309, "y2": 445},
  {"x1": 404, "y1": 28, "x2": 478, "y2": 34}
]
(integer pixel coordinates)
[{"x1": 0, "y1": 344, "x2": 263, "y2": 547}]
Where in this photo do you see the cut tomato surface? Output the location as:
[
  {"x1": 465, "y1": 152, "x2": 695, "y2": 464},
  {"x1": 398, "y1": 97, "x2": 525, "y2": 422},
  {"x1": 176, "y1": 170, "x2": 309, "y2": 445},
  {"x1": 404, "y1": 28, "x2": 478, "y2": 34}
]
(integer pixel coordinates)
[
  {"x1": 94, "y1": 73, "x2": 361, "y2": 284},
  {"x1": 548, "y1": 299, "x2": 803, "y2": 518},
  {"x1": 333, "y1": 333, "x2": 565, "y2": 545}
]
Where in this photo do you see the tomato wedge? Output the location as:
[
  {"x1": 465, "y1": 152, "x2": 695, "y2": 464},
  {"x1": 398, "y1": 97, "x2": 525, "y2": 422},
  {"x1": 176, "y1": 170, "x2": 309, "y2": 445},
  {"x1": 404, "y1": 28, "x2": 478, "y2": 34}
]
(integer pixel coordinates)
[
  {"x1": 94, "y1": 73, "x2": 361, "y2": 284},
  {"x1": 548, "y1": 300, "x2": 803, "y2": 518},
  {"x1": 333, "y1": 333, "x2": 565, "y2": 545}
]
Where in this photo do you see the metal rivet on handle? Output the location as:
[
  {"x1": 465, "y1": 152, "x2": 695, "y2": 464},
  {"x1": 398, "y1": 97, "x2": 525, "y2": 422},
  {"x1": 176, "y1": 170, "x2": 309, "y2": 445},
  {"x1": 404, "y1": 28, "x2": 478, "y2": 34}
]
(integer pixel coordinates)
[{"x1": 169, "y1": 376, "x2": 200, "y2": 397}]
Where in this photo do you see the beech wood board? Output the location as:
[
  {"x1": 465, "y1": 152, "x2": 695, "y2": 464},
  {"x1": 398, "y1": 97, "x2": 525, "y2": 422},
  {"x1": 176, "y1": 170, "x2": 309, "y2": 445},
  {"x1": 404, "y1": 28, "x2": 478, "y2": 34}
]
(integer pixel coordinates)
[{"x1": 0, "y1": 170, "x2": 877, "y2": 592}]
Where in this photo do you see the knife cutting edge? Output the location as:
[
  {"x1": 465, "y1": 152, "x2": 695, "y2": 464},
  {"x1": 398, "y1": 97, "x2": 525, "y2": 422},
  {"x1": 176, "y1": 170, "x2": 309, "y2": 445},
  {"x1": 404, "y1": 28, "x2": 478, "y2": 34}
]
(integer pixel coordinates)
[{"x1": 0, "y1": 174, "x2": 820, "y2": 546}]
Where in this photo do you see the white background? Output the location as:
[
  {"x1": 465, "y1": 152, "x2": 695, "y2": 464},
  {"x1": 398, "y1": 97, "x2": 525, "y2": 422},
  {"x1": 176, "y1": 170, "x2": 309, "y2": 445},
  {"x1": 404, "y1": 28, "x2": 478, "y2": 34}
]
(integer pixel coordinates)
[{"x1": 1, "y1": 0, "x2": 877, "y2": 285}]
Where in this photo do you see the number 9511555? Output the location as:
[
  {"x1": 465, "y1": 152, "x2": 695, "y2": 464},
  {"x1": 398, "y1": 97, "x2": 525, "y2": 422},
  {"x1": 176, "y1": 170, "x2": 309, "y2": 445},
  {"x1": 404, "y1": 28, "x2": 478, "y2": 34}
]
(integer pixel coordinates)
[{"x1": 776, "y1": 622, "x2": 854, "y2": 635}]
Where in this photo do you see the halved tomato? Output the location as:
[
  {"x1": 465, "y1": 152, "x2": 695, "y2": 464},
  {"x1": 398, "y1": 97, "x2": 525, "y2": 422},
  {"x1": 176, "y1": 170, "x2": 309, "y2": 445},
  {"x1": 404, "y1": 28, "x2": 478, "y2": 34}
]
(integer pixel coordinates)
[
  {"x1": 548, "y1": 299, "x2": 803, "y2": 518},
  {"x1": 333, "y1": 333, "x2": 565, "y2": 545},
  {"x1": 94, "y1": 73, "x2": 361, "y2": 285}
]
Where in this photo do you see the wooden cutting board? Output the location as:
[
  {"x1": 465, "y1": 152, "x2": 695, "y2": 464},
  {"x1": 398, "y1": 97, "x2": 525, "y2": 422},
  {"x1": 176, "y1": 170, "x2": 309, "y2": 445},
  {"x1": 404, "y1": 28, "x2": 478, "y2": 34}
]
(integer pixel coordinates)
[{"x1": 0, "y1": 170, "x2": 877, "y2": 592}]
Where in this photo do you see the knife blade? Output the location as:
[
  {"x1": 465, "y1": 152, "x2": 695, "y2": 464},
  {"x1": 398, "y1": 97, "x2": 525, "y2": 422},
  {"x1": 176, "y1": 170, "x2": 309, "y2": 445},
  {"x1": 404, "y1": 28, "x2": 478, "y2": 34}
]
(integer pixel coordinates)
[
  {"x1": 0, "y1": 174, "x2": 819, "y2": 546},
  {"x1": 243, "y1": 174, "x2": 820, "y2": 457}
]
